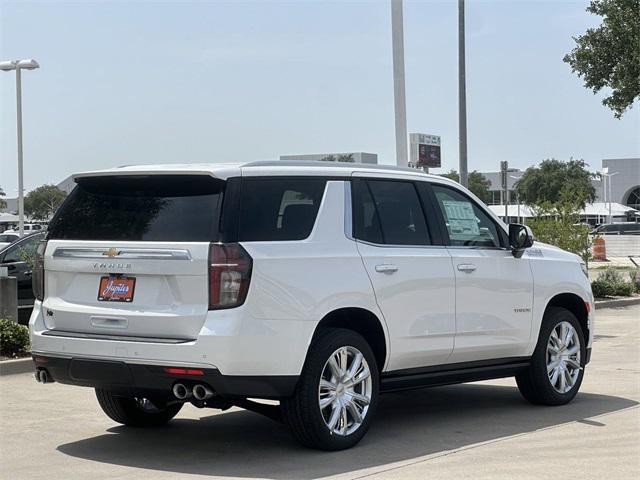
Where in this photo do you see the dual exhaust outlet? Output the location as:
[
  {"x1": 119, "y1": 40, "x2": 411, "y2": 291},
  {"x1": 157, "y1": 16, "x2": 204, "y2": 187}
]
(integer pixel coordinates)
[
  {"x1": 34, "y1": 369, "x2": 53, "y2": 384},
  {"x1": 173, "y1": 382, "x2": 215, "y2": 401}
]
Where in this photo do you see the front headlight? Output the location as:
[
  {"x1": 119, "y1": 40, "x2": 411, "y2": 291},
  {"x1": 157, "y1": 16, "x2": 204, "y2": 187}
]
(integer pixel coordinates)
[{"x1": 580, "y1": 262, "x2": 589, "y2": 278}]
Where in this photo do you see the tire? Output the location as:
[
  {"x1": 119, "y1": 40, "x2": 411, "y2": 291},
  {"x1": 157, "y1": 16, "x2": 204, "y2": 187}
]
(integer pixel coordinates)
[
  {"x1": 516, "y1": 307, "x2": 586, "y2": 406},
  {"x1": 95, "y1": 388, "x2": 183, "y2": 427},
  {"x1": 281, "y1": 328, "x2": 380, "y2": 450}
]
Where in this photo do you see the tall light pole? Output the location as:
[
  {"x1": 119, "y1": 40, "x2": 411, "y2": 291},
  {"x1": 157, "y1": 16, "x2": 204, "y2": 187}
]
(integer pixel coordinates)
[
  {"x1": 391, "y1": 0, "x2": 408, "y2": 167},
  {"x1": 0, "y1": 59, "x2": 39, "y2": 237},
  {"x1": 458, "y1": 0, "x2": 468, "y2": 187}
]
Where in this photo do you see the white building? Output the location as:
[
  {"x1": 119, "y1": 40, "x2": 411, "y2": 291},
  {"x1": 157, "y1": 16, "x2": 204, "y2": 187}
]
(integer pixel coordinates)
[{"x1": 279, "y1": 152, "x2": 378, "y2": 164}]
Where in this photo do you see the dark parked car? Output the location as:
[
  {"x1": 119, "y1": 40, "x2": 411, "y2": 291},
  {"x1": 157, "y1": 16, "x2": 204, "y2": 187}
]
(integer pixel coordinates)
[
  {"x1": 592, "y1": 223, "x2": 640, "y2": 235},
  {"x1": 0, "y1": 232, "x2": 45, "y2": 324}
]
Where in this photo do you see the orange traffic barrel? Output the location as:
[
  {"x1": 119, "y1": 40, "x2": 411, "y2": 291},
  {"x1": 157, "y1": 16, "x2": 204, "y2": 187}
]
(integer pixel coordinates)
[{"x1": 592, "y1": 236, "x2": 606, "y2": 261}]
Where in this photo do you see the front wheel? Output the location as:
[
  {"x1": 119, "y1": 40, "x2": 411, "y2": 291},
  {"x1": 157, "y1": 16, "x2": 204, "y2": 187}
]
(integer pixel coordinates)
[
  {"x1": 516, "y1": 307, "x2": 586, "y2": 405},
  {"x1": 281, "y1": 328, "x2": 379, "y2": 450},
  {"x1": 95, "y1": 388, "x2": 183, "y2": 427}
]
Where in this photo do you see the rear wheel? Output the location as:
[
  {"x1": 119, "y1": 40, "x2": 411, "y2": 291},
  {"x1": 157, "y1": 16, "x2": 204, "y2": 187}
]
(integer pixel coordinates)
[
  {"x1": 95, "y1": 388, "x2": 183, "y2": 427},
  {"x1": 516, "y1": 307, "x2": 586, "y2": 405},
  {"x1": 281, "y1": 328, "x2": 379, "y2": 450}
]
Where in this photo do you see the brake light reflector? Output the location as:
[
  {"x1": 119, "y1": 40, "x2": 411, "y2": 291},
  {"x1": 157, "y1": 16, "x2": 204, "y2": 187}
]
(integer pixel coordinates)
[
  {"x1": 33, "y1": 240, "x2": 47, "y2": 301},
  {"x1": 163, "y1": 367, "x2": 204, "y2": 376},
  {"x1": 208, "y1": 243, "x2": 252, "y2": 310}
]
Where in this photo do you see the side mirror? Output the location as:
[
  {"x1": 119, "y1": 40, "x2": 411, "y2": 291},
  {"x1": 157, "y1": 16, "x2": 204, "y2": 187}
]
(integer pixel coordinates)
[{"x1": 509, "y1": 224, "x2": 534, "y2": 258}]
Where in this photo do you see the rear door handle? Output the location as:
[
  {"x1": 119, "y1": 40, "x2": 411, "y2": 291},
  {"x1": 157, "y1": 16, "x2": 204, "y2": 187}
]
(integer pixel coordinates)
[
  {"x1": 457, "y1": 263, "x2": 477, "y2": 273},
  {"x1": 375, "y1": 264, "x2": 398, "y2": 273}
]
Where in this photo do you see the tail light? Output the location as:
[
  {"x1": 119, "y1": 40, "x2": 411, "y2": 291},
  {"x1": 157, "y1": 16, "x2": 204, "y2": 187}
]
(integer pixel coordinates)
[
  {"x1": 208, "y1": 243, "x2": 252, "y2": 310},
  {"x1": 32, "y1": 240, "x2": 47, "y2": 301}
]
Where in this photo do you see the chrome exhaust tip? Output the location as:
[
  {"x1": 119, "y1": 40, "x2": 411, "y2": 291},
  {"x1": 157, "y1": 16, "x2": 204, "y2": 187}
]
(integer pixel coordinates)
[
  {"x1": 192, "y1": 384, "x2": 214, "y2": 401},
  {"x1": 172, "y1": 383, "x2": 191, "y2": 400},
  {"x1": 35, "y1": 369, "x2": 52, "y2": 384}
]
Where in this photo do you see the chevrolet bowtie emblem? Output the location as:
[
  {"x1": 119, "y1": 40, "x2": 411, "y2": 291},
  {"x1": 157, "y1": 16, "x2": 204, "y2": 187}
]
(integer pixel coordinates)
[{"x1": 103, "y1": 248, "x2": 120, "y2": 258}]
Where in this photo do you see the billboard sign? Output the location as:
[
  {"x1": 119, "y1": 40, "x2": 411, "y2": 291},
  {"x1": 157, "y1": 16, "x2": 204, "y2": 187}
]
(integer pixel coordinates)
[{"x1": 410, "y1": 133, "x2": 441, "y2": 168}]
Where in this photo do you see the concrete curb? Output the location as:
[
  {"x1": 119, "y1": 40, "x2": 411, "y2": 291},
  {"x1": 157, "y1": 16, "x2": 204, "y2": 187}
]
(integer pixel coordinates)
[
  {"x1": 595, "y1": 296, "x2": 640, "y2": 309},
  {"x1": 0, "y1": 357, "x2": 33, "y2": 376}
]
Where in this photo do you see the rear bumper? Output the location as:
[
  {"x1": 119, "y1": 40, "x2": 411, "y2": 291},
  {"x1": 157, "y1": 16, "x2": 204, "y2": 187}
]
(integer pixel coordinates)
[{"x1": 32, "y1": 354, "x2": 297, "y2": 399}]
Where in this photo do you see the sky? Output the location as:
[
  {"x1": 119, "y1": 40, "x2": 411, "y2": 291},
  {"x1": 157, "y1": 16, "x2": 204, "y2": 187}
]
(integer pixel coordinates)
[{"x1": 1, "y1": 0, "x2": 638, "y2": 196}]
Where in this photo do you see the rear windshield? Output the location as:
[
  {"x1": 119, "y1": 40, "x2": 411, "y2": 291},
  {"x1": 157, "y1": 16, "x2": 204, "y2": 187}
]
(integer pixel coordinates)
[{"x1": 47, "y1": 175, "x2": 223, "y2": 242}]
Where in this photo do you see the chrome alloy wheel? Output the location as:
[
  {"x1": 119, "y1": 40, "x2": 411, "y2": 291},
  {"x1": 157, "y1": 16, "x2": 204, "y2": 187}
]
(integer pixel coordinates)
[
  {"x1": 318, "y1": 346, "x2": 372, "y2": 436},
  {"x1": 547, "y1": 321, "x2": 582, "y2": 394}
]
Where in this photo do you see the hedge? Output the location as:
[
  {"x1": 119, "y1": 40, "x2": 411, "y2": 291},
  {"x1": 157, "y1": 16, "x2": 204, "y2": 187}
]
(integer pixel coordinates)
[{"x1": 0, "y1": 319, "x2": 30, "y2": 358}]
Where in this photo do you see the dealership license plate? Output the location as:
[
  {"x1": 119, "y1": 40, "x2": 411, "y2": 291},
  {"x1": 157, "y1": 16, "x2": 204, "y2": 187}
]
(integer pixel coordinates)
[{"x1": 98, "y1": 276, "x2": 136, "y2": 302}]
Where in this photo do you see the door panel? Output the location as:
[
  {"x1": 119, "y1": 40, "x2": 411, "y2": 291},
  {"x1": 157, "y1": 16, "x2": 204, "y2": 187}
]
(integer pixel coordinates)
[
  {"x1": 428, "y1": 183, "x2": 534, "y2": 362},
  {"x1": 447, "y1": 248, "x2": 533, "y2": 362},
  {"x1": 350, "y1": 177, "x2": 456, "y2": 371},
  {"x1": 358, "y1": 243, "x2": 456, "y2": 370}
]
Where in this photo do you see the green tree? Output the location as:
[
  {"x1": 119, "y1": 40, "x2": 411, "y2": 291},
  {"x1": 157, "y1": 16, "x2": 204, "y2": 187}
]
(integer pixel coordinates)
[
  {"x1": 514, "y1": 159, "x2": 596, "y2": 209},
  {"x1": 320, "y1": 153, "x2": 355, "y2": 163},
  {"x1": 563, "y1": 0, "x2": 640, "y2": 118},
  {"x1": 441, "y1": 170, "x2": 492, "y2": 204},
  {"x1": 24, "y1": 185, "x2": 67, "y2": 221},
  {"x1": 0, "y1": 186, "x2": 7, "y2": 210},
  {"x1": 526, "y1": 203, "x2": 592, "y2": 263}
]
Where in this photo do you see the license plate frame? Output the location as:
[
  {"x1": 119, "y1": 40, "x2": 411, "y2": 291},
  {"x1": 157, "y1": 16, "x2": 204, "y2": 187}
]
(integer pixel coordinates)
[{"x1": 97, "y1": 275, "x2": 136, "y2": 302}]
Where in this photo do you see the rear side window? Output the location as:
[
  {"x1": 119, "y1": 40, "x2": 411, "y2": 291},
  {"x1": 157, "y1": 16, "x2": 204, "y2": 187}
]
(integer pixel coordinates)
[
  {"x1": 352, "y1": 179, "x2": 430, "y2": 245},
  {"x1": 238, "y1": 178, "x2": 327, "y2": 241},
  {"x1": 47, "y1": 175, "x2": 223, "y2": 242}
]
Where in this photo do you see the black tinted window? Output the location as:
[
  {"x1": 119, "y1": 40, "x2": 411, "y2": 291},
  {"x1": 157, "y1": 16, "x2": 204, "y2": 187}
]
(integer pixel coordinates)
[
  {"x1": 352, "y1": 180, "x2": 383, "y2": 243},
  {"x1": 47, "y1": 175, "x2": 223, "y2": 242},
  {"x1": 354, "y1": 180, "x2": 430, "y2": 245},
  {"x1": 238, "y1": 178, "x2": 326, "y2": 241}
]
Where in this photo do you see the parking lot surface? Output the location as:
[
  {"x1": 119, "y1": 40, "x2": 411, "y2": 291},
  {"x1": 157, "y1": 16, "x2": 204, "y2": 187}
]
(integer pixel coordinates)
[{"x1": 1, "y1": 305, "x2": 639, "y2": 480}]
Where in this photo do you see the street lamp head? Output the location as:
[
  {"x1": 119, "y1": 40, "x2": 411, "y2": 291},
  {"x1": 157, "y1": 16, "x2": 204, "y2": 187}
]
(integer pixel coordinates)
[
  {"x1": 17, "y1": 59, "x2": 39, "y2": 70},
  {"x1": 0, "y1": 59, "x2": 39, "y2": 71},
  {"x1": 0, "y1": 60, "x2": 18, "y2": 71}
]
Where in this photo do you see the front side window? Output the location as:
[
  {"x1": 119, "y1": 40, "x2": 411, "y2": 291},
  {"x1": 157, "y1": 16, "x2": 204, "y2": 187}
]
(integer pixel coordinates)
[
  {"x1": 352, "y1": 179, "x2": 430, "y2": 246},
  {"x1": 432, "y1": 184, "x2": 503, "y2": 248},
  {"x1": 238, "y1": 178, "x2": 327, "y2": 241}
]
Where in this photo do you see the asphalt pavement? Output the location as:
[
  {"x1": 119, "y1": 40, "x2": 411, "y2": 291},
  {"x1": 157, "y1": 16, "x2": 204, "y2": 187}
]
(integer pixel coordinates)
[{"x1": 1, "y1": 305, "x2": 638, "y2": 480}]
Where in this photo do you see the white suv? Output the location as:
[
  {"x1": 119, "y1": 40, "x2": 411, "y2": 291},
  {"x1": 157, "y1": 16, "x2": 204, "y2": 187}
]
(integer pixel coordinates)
[{"x1": 30, "y1": 161, "x2": 594, "y2": 450}]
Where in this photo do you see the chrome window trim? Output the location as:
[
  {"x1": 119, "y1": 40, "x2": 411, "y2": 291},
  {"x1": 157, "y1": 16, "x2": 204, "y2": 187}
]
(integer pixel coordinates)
[{"x1": 53, "y1": 247, "x2": 192, "y2": 261}]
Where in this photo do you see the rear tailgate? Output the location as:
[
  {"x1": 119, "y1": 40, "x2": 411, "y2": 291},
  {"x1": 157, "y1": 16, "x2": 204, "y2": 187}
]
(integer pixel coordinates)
[{"x1": 41, "y1": 174, "x2": 224, "y2": 340}]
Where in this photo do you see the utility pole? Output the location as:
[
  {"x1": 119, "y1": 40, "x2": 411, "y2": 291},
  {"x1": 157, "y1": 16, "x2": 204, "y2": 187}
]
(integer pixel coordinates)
[
  {"x1": 501, "y1": 161, "x2": 509, "y2": 222},
  {"x1": 458, "y1": 0, "x2": 468, "y2": 187},
  {"x1": 391, "y1": 0, "x2": 408, "y2": 167},
  {"x1": 0, "y1": 59, "x2": 40, "y2": 237}
]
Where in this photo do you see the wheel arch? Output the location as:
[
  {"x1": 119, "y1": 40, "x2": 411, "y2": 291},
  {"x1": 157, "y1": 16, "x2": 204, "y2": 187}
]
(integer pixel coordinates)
[
  {"x1": 544, "y1": 293, "x2": 590, "y2": 342},
  {"x1": 310, "y1": 307, "x2": 388, "y2": 372}
]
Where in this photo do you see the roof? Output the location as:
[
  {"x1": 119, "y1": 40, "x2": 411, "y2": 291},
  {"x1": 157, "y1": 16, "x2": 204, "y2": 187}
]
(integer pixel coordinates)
[{"x1": 72, "y1": 160, "x2": 452, "y2": 183}]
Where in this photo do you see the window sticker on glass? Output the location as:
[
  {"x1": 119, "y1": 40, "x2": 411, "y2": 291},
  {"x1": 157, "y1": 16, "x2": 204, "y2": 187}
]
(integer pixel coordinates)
[{"x1": 442, "y1": 200, "x2": 480, "y2": 236}]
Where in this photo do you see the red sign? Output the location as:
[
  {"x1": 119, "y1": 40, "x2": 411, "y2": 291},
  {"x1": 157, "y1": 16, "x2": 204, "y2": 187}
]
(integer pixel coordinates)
[
  {"x1": 418, "y1": 144, "x2": 441, "y2": 168},
  {"x1": 98, "y1": 276, "x2": 136, "y2": 302}
]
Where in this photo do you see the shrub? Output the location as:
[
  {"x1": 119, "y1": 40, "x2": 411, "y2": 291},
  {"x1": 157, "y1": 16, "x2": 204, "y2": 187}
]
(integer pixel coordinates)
[
  {"x1": 591, "y1": 279, "x2": 616, "y2": 298},
  {"x1": 0, "y1": 319, "x2": 30, "y2": 358},
  {"x1": 598, "y1": 267, "x2": 624, "y2": 284},
  {"x1": 629, "y1": 270, "x2": 640, "y2": 293}
]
